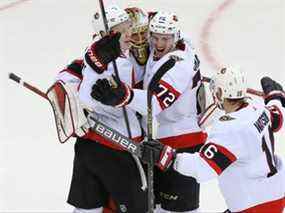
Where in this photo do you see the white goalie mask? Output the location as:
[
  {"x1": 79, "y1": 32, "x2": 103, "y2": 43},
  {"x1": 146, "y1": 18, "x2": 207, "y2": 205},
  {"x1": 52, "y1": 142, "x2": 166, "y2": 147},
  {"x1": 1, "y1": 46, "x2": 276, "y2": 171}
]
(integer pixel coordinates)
[
  {"x1": 210, "y1": 66, "x2": 247, "y2": 107},
  {"x1": 149, "y1": 11, "x2": 180, "y2": 43},
  {"x1": 92, "y1": 4, "x2": 129, "y2": 36}
]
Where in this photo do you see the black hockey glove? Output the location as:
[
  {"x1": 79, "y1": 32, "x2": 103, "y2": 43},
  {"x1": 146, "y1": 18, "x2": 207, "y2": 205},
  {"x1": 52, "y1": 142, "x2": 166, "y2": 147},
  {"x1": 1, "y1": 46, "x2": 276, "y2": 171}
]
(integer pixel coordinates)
[
  {"x1": 85, "y1": 33, "x2": 122, "y2": 74},
  {"x1": 91, "y1": 76, "x2": 134, "y2": 107},
  {"x1": 261, "y1": 77, "x2": 285, "y2": 107},
  {"x1": 141, "y1": 140, "x2": 176, "y2": 171}
]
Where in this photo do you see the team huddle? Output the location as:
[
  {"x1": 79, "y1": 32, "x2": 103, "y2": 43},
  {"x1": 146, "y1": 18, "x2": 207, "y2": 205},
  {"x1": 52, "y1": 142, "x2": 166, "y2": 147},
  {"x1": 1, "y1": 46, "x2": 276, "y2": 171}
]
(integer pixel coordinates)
[{"x1": 47, "y1": 4, "x2": 285, "y2": 213}]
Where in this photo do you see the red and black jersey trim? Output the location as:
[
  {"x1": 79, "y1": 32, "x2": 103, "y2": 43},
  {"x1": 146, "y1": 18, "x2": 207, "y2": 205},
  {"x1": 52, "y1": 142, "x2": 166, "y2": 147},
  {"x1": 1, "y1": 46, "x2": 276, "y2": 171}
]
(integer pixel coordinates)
[
  {"x1": 153, "y1": 80, "x2": 181, "y2": 110},
  {"x1": 159, "y1": 131, "x2": 207, "y2": 150},
  {"x1": 60, "y1": 59, "x2": 84, "y2": 80},
  {"x1": 266, "y1": 105, "x2": 283, "y2": 132},
  {"x1": 200, "y1": 142, "x2": 237, "y2": 175},
  {"x1": 265, "y1": 91, "x2": 285, "y2": 107}
]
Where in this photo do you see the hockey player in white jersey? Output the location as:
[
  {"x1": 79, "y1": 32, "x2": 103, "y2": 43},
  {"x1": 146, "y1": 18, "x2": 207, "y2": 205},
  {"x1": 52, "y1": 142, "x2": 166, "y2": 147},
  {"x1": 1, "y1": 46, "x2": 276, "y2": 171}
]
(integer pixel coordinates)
[
  {"x1": 141, "y1": 67, "x2": 285, "y2": 213},
  {"x1": 49, "y1": 5, "x2": 151, "y2": 213},
  {"x1": 91, "y1": 11, "x2": 207, "y2": 212}
]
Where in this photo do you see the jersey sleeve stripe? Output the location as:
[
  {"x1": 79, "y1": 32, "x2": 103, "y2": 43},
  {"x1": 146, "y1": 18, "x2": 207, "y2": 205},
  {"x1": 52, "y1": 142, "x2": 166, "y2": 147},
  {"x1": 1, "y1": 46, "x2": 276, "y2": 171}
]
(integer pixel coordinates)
[
  {"x1": 201, "y1": 156, "x2": 223, "y2": 175},
  {"x1": 200, "y1": 142, "x2": 237, "y2": 175},
  {"x1": 159, "y1": 131, "x2": 207, "y2": 149},
  {"x1": 153, "y1": 79, "x2": 181, "y2": 110},
  {"x1": 159, "y1": 80, "x2": 181, "y2": 97}
]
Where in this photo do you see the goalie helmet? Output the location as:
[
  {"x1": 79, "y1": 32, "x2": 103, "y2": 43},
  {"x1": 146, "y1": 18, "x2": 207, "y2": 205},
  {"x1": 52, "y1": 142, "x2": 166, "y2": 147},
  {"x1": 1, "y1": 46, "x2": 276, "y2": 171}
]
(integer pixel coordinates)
[
  {"x1": 92, "y1": 4, "x2": 129, "y2": 34},
  {"x1": 149, "y1": 11, "x2": 180, "y2": 43},
  {"x1": 210, "y1": 66, "x2": 247, "y2": 105},
  {"x1": 125, "y1": 7, "x2": 149, "y2": 65}
]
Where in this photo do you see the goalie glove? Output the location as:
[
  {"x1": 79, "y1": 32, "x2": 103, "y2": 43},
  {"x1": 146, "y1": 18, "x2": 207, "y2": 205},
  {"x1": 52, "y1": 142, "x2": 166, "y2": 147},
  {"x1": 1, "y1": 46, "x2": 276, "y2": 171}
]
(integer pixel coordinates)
[
  {"x1": 261, "y1": 77, "x2": 285, "y2": 107},
  {"x1": 141, "y1": 140, "x2": 176, "y2": 171},
  {"x1": 91, "y1": 75, "x2": 134, "y2": 107},
  {"x1": 85, "y1": 33, "x2": 122, "y2": 74},
  {"x1": 46, "y1": 81, "x2": 90, "y2": 143}
]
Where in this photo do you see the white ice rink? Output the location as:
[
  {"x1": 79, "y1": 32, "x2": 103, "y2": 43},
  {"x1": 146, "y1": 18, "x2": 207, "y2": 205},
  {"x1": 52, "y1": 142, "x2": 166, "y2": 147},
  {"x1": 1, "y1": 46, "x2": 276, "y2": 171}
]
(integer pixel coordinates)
[{"x1": 1, "y1": 0, "x2": 284, "y2": 212}]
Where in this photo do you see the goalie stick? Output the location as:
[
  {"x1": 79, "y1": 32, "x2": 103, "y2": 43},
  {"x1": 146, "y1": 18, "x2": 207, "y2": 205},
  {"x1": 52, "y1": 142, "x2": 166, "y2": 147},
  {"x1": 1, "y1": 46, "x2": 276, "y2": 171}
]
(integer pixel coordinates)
[
  {"x1": 9, "y1": 72, "x2": 48, "y2": 100},
  {"x1": 8, "y1": 72, "x2": 142, "y2": 156},
  {"x1": 89, "y1": 116, "x2": 142, "y2": 157}
]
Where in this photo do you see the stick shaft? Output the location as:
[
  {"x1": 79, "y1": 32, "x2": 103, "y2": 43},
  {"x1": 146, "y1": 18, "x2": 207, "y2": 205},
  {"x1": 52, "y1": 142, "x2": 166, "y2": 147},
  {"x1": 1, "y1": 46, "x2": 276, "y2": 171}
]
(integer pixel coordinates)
[{"x1": 9, "y1": 73, "x2": 48, "y2": 99}]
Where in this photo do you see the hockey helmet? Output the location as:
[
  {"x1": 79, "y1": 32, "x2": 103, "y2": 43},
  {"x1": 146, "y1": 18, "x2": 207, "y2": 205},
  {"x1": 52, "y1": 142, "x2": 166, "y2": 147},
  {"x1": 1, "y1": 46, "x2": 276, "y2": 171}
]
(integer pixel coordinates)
[
  {"x1": 149, "y1": 11, "x2": 180, "y2": 43},
  {"x1": 92, "y1": 4, "x2": 130, "y2": 35},
  {"x1": 210, "y1": 66, "x2": 247, "y2": 105}
]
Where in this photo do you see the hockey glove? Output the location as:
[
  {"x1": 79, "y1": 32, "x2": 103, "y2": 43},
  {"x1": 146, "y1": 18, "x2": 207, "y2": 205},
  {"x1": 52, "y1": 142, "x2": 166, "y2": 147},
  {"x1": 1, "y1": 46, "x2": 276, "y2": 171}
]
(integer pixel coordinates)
[
  {"x1": 261, "y1": 77, "x2": 285, "y2": 107},
  {"x1": 85, "y1": 33, "x2": 122, "y2": 74},
  {"x1": 141, "y1": 140, "x2": 176, "y2": 171},
  {"x1": 91, "y1": 76, "x2": 134, "y2": 107}
]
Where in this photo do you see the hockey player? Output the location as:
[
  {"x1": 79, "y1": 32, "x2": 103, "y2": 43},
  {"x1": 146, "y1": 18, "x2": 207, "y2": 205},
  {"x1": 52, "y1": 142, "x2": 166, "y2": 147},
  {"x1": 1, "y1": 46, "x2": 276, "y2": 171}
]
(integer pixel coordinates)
[
  {"x1": 51, "y1": 5, "x2": 150, "y2": 213},
  {"x1": 91, "y1": 11, "x2": 207, "y2": 213},
  {"x1": 141, "y1": 67, "x2": 285, "y2": 213}
]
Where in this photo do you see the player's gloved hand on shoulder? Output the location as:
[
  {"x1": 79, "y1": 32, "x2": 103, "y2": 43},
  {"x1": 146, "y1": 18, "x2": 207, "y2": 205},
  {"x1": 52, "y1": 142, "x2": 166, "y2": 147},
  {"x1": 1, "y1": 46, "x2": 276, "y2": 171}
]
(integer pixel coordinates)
[
  {"x1": 85, "y1": 32, "x2": 122, "y2": 74},
  {"x1": 91, "y1": 75, "x2": 133, "y2": 107},
  {"x1": 261, "y1": 77, "x2": 285, "y2": 107},
  {"x1": 141, "y1": 139, "x2": 176, "y2": 171}
]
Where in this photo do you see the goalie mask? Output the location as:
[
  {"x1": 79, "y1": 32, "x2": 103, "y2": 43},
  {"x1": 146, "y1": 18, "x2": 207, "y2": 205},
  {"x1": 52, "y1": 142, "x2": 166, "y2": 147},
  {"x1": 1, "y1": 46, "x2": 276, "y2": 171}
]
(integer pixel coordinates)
[
  {"x1": 125, "y1": 7, "x2": 149, "y2": 65},
  {"x1": 210, "y1": 66, "x2": 247, "y2": 109}
]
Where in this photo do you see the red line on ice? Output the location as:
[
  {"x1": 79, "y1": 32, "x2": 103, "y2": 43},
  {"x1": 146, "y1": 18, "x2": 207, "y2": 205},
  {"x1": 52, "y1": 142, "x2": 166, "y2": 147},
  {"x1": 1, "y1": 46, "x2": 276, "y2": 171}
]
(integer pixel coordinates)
[
  {"x1": 200, "y1": 0, "x2": 236, "y2": 71},
  {"x1": 0, "y1": 0, "x2": 31, "y2": 12}
]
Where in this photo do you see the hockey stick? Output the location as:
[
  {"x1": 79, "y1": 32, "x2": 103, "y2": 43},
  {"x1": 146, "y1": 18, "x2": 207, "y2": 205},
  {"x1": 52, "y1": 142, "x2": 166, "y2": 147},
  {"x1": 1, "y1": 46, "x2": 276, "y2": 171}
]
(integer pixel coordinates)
[
  {"x1": 98, "y1": 0, "x2": 132, "y2": 138},
  {"x1": 9, "y1": 73, "x2": 48, "y2": 99},
  {"x1": 202, "y1": 76, "x2": 264, "y2": 98},
  {"x1": 89, "y1": 116, "x2": 142, "y2": 157},
  {"x1": 98, "y1": 0, "x2": 147, "y2": 191},
  {"x1": 146, "y1": 57, "x2": 177, "y2": 213},
  {"x1": 8, "y1": 72, "x2": 143, "y2": 156}
]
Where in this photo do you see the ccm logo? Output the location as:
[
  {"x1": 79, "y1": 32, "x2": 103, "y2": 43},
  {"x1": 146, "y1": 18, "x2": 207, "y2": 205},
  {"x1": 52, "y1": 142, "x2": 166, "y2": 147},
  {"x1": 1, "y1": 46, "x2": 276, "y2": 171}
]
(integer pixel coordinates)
[{"x1": 94, "y1": 123, "x2": 138, "y2": 153}]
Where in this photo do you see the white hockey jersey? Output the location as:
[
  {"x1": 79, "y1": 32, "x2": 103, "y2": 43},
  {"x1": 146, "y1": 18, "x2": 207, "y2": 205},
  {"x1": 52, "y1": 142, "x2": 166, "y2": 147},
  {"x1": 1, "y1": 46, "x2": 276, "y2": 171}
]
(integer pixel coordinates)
[
  {"x1": 78, "y1": 54, "x2": 145, "y2": 149},
  {"x1": 55, "y1": 56, "x2": 145, "y2": 149},
  {"x1": 174, "y1": 100, "x2": 285, "y2": 212},
  {"x1": 127, "y1": 39, "x2": 207, "y2": 149}
]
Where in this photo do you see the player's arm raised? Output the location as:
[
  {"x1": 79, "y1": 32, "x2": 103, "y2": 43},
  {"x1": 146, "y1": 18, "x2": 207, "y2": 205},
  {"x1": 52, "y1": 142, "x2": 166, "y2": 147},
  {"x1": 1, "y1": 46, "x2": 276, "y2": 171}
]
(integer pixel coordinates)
[{"x1": 261, "y1": 77, "x2": 285, "y2": 132}]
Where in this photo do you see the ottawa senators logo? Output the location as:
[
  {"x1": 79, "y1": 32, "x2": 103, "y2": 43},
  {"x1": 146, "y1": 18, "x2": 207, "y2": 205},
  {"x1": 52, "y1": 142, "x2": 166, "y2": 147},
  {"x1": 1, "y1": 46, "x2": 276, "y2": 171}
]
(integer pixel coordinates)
[{"x1": 219, "y1": 115, "x2": 235, "y2": 121}]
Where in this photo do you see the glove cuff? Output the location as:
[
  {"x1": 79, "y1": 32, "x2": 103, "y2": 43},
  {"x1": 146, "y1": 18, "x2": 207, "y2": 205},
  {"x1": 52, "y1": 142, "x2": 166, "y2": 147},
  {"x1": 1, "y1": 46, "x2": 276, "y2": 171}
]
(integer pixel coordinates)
[
  {"x1": 157, "y1": 146, "x2": 176, "y2": 171},
  {"x1": 265, "y1": 90, "x2": 285, "y2": 107},
  {"x1": 115, "y1": 84, "x2": 134, "y2": 107},
  {"x1": 85, "y1": 48, "x2": 107, "y2": 74}
]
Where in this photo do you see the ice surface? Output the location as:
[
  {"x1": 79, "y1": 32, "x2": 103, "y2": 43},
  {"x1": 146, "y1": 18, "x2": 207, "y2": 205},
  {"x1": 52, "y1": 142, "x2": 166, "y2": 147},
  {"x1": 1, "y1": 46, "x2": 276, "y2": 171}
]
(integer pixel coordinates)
[{"x1": 1, "y1": 0, "x2": 284, "y2": 212}]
